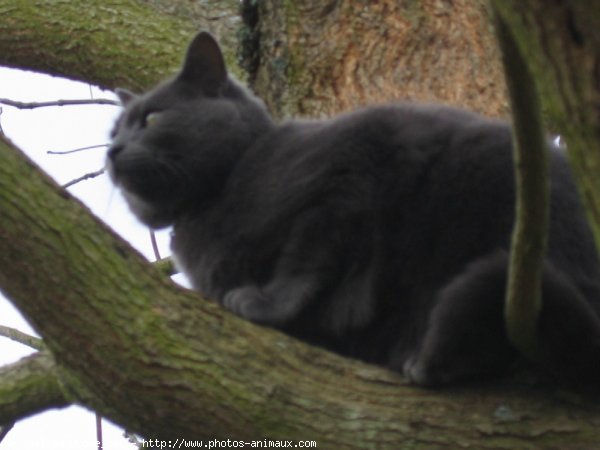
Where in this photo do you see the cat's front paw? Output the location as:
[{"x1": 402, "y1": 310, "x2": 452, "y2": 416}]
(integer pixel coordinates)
[
  {"x1": 223, "y1": 286, "x2": 275, "y2": 324},
  {"x1": 402, "y1": 356, "x2": 436, "y2": 387},
  {"x1": 402, "y1": 354, "x2": 450, "y2": 387}
]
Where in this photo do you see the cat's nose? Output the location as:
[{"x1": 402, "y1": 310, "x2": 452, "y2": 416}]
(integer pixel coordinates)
[{"x1": 107, "y1": 144, "x2": 124, "y2": 161}]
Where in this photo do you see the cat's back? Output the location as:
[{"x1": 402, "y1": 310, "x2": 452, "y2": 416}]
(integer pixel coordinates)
[
  {"x1": 230, "y1": 102, "x2": 594, "y2": 275},
  {"x1": 227, "y1": 103, "x2": 504, "y2": 210},
  {"x1": 199, "y1": 103, "x2": 517, "y2": 277}
]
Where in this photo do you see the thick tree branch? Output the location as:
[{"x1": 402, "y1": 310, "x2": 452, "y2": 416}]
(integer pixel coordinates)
[
  {"x1": 0, "y1": 0, "x2": 244, "y2": 91},
  {"x1": 0, "y1": 353, "x2": 70, "y2": 424}
]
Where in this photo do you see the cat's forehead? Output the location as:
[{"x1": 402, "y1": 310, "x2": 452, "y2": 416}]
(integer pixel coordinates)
[
  {"x1": 131, "y1": 77, "x2": 183, "y2": 111},
  {"x1": 114, "y1": 81, "x2": 177, "y2": 126}
]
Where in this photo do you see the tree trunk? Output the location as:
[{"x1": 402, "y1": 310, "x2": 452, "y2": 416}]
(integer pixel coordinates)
[
  {"x1": 254, "y1": 0, "x2": 507, "y2": 118},
  {"x1": 2, "y1": 1, "x2": 600, "y2": 448}
]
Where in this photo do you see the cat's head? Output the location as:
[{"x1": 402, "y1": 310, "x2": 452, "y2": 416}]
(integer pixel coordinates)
[{"x1": 107, "y1": 32, "x2": 273, "y2": 228}]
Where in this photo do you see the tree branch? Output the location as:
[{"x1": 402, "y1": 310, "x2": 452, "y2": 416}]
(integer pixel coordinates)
[
  {"x1": 47, "y1": 144, "x2": 109, "y2": 155},
  {"x1": 62, "y1": 168, "x2": 105, "y2": 189},
  {"x1": 493, "y1": 7, "x2": 549, "y2": 360},
  {"x1": 0, "y1": 0, "x2": 245, "y2": 91},
  {"x1": 0, "y1": 325, "x2": 44, "y2": 351},
  {"x1": 0, "y1": 353, "x2": 70, "y2": 424},
  {"x1": 0, "y1": 98, "x2": 119, "y2": 109}
]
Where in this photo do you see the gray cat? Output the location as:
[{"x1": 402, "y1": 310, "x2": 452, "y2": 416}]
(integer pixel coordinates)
[{"x1": 107, "y1": 32, "x2": 600, "y2": 387}]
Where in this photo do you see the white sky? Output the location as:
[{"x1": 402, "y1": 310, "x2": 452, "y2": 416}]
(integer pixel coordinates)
[{"x1": 0, "y1": 67, "x2": 174, "y2": 450}]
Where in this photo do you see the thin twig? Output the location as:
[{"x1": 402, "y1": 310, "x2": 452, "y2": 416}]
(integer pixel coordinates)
[
  {"x1": 96, "y1": 414, "x2": 103, "y2": 450},
  {"x1": 0, "y1": 325, "x2": 45, "y2": 350},
  {"x1": 62, "y1": 168, "x2": 105, "y2": 189},
  {"x1": 47, "y1": 143, "x2": 109, "y2": 155},
  {"x1": 149, "y1": 231, "x2": 162, "y2": 261},
  {"x1": 0, "y1": 97, "x2": 119, "y2": 109}
]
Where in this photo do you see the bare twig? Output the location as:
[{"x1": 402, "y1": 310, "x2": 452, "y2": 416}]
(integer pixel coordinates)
[
  {"x1": 47, "y1": 143, "x2": 109, "y2": 155},
  {"x1": 149, "y1": 231, "x2": 162, "y2": 261},
  {"x1": 62, "y1": 168, "x2": 105, "y2": 189},
  {"x1": 0, "y1": 98, "x2": 119, "y2": 109},
  {"x1": 96, "y1": 414, "x2": 103, "y2": 450},
  {"x1": 0, "y1": 325, "x2": 44, "y2": 350}
]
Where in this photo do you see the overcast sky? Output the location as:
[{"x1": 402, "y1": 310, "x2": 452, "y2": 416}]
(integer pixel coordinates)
[{"x1": 0, "y1": 67, "x2": 173, "y2": 450}]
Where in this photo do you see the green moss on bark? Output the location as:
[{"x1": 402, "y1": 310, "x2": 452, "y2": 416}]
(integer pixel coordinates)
[{"x1": 0, "y1": 0, "x2": 243, "y2": 91}]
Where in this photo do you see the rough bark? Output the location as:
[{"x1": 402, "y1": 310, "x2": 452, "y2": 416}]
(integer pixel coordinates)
[
  {"x1": 0, "y1": 353, "x2": 68, "y2": 424},
  {"x1": 2, "y1": 134, "x2": 600, "y2": 449},
  {"x1": 253, "y1": 0, "x2": 507, "y2": 118},
  {"x1": 492, "y1": 1, "x2": 600, "y2": 253},
  {"x1": 0, "y1": 0, "x2": 243, "y2": 91},
  {"x1": 0, "y1": 325, "x2": 44, "y2": 351}
]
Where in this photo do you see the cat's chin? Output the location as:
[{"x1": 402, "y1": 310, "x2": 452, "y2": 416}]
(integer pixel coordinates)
[{"x1": 121, "y1": 190, "x2": 175, "y2": 229}]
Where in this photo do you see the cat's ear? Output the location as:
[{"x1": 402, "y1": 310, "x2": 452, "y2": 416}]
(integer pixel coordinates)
[
  {"x1": 179, "y1": 31, "x2": 227, "y2": 95},
  {"x1": 115, "y1": 88, "x2": 137, "y2": 106}
]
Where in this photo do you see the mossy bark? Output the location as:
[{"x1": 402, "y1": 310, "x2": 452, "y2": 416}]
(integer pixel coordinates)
[
  {"x1": 492, "y1": 1, "x2": 600, "y2": 254},
  {"x1": 0, "y1": 0, "x2": 243, "y2": 91},
  {"x1": 0, "y1": 353, "x2": 68, "y2": 424},
  {"x1": 494, "y1": 11, "x2": 548, "y2": 362}
]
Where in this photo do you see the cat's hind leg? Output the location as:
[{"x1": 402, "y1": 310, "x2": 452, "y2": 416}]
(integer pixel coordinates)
[
  {"x1": 403, "y1": 251, "x2": 600, "y2": 387},
  {"x1": 402, "y1": 251, "x2": 516, "y2": 386},
  {"x1": 535, "y1": 266, "x2": 600, "y2": 385}
]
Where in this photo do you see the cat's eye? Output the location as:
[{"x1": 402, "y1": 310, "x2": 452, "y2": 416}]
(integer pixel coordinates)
[{"x1": 143, "y1": 111, "x2": 162, "y2": 127}]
